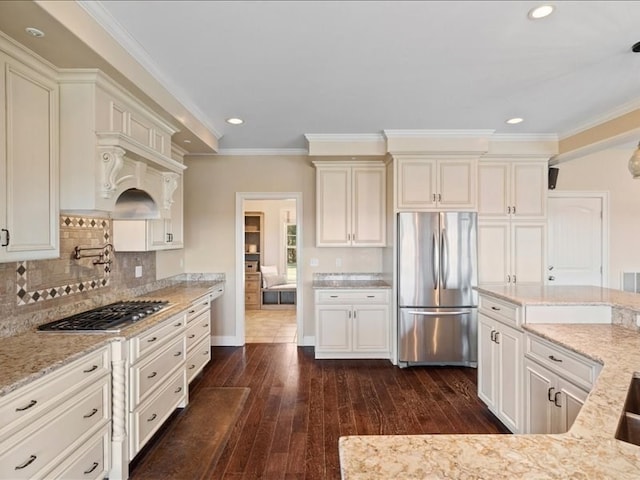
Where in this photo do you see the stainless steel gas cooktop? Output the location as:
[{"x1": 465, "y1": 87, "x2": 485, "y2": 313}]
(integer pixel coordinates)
[{"x1": 37, "y1": 300, "x2": 169, "y2": 333}]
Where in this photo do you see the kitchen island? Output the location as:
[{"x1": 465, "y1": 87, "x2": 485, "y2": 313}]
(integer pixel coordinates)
[{"x1": 339, "y1": 285, "x2": 640, "y2": 479}]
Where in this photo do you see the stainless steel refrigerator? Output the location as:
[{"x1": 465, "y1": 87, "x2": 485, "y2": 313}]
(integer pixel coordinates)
[{"x1": 397, "y1": 212, "x2": 478, "y2": 367}]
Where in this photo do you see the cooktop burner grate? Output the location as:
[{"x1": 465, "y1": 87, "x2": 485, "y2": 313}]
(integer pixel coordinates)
[{"x1": 37, "y1": 300, "x2": 169, "y2": 333}]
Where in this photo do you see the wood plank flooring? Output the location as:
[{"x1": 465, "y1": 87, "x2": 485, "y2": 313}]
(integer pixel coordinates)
[{"x1": 143, "y1": 344, "x2": 510, "y2": 480}]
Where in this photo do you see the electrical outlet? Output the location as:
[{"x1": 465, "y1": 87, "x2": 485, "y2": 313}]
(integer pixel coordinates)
[
  {"x1": 336, "y1": 258, "x2": 342, "y2": 267},
  {"x1": 135, "y1": 266, "x2": 142, "y2": 278}
]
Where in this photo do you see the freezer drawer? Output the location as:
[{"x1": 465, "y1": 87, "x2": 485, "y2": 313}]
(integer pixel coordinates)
[{"x1": 398, "y1": 307, "x2": 477, "y2": 366}]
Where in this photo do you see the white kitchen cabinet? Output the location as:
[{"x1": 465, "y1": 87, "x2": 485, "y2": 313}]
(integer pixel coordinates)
[
  {"x1": 314, "y1": 161, "x2": 386, "y2": 247},
  {"x1": 0, "y1": 346, "x2": 111, "y2": 479},
  {"x1": 478, "y1": 220, "x2": 546, "y2": 285},
  {"x1": 185, "y1": 294, "x2": 212, "y2": 383},
  {"x1": 477, "y1": 295, "x2": 523, "y2": 433},
  {"x1": 314, "y1": 289, "x2": 390, "y2": 359},
  {"x1": 478, "y1": 160, "x2": 547, "y2": 219},
  {"x1": 0, "y1": 50, "x2": 58, "y2": 262},
  {"x1": 395, "y1": 156, "x2": 477, "y2": 210}
]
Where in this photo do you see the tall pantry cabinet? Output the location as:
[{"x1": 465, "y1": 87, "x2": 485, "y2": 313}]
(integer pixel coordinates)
[{"x1": 477, "y1": 159, "x2": 547, "y2": 286}]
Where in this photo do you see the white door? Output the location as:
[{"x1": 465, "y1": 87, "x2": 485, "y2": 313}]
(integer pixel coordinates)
[{"x1": 547, "y1": 195, "x2": 604, "y2": 286}]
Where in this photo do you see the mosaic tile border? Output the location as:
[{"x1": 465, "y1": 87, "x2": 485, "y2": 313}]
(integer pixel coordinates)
[{"x1": 16, "y1": 216, "x2": 111, "y2": 306}]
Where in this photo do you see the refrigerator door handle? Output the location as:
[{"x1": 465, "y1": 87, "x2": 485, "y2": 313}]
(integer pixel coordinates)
[
  {"x1": 406, "y1": 311, "x2": 470, "y2": 316},
  {"x1": 432, "y1": 233, "x2": 439, "y2": 290},
  {"x1": 441, "y1": 228, "x2": 449, "y2": 289}
]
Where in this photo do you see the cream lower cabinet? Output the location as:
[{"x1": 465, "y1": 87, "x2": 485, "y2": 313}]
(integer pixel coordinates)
[
  {"x1": 477, "y1": 296, "x2": 523, "y2": 433},
  {"x1": 523, "y1": 333, "x2": 600, "y2": 434},
  {"x1": 314, "y1": 289, "x2": 390, "y2": 359},
  {"x1": 313, "y1": 162, "x2": 386, "y2": 247},
  {"x1": 185, "y1": 294, "x2": 212, "y2": 383},
  {"x1": 0, "y1": 50, "x2": 58, "y2": 262},
  {"x1": 478, "y1": 220, "x2": 546, "y2": 285},
  {"x1": 0, "y1": 346, "x2": 111, "y2": 480}
]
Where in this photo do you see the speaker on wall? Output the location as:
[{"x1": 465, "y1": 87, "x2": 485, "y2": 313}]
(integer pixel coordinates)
[{"x1": 548, "y1": 167, "x2": 559, "y2": 190}]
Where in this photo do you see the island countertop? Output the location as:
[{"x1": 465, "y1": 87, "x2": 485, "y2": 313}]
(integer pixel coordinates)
[{"x1": 0, "y1": 280, "x2": 223, "y2": 397}]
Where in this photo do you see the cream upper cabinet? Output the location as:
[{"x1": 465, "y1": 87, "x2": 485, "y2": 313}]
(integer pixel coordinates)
[
  {"x1": 478, "y1": 160, "x2": 547, "y2": 219},
  {"x1": 478, "y1": 221, "x2": 546, "y2": 286},
  {"x1": 395, "y1": 156, "x2": 477, "y2": 211},
  {"x1": 314, "y1": 161, "x2": 386, "y2": 247},
  {"x1": 0, "y1": 50, "x2": 59, "y2": 262}
]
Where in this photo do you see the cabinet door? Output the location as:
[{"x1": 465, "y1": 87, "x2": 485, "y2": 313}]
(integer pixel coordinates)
[
  {"x1": 478, "y1": 222, "x2": 510, "y2": 285},
  {"x1": 555, "y1": 377, "x2": 588, "y2": 434},
  {"x1": 478, "y1": 162, "x2": 509, "y2": 217},
  {"x1": 351, "y1": 167, "x2": 385, "y2": 246},
  {"x1": 315, "y1": 306, "x2": 351, "y2": 351},
  {"x1": 511, "y1": 222, "x2": 545, "y2": 285},
  {"x1": 511, "y1": 162, "x2": 547, "y2": 219},
  {"x1": 316, "y1": 168, "x2": 350, "y2": 246},
  {"x1": 524, "y1": 358, "x2": 554, "y2": 434},
  {"x1": 0, "y1": 55, "x2": 58, "y2": 261},
  {"x1": 437, "y1": 159, "x2": 476, "y2": 209},
  {"x1": 496, "y1": 324, "x2": 522, "y2": 433},
  {"x1": 352, "y1": 305, "x2": 388, "y2": 352},
  {"x1": 477, "y1": 314, "x2": 496, "y2": 410},
  {"x1": 396, "y1": 158, "x2": 437, "y2": 210}
]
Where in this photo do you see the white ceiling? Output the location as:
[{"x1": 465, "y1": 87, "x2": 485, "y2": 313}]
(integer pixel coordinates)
[{"x1": 85, "y1": 1, "x2": 640, "y2": 152}]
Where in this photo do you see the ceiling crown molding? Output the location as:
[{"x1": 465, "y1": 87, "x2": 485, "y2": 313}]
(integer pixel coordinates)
[
  {"x1": 305, "y1": 133, "x2": 386, "y2": 156},
  {"x1": 214, "y1": 148, "x2": 309, "y2": 157},
  {"x1": 384, "y1": 129, "x2": 495, "y2": 155},
  {"x1": 559, "y1": 98, "x2": 640, "y2": 140}
]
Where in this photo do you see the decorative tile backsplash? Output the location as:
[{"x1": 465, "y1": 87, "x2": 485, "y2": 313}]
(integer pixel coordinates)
[{"x1": 16, "y1": 216, "x2": 111, "y2": 305}]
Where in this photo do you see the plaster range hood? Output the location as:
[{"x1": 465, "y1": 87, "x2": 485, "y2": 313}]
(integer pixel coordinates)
[{"x1": 113, "y1": 188, "x2": 160, "y2": 220}]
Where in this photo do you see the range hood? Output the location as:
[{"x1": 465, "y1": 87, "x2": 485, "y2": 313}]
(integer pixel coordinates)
[{"x1": 113, "y1": 188, "x2": 160, "y2": 220}]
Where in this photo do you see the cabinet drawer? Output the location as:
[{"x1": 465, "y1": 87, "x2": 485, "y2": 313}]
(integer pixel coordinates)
[
  {"x1": 186, "y1": 311, "x2": 210, "y2": 351},
  {"x1": 129, "y1": 312, "x2": 186, "y2": 361},
  {"x1": 479, "y1": 295, "x2": 520, "y2": 327},
  {"x1": 316, "y1": 289, "x2": 390, "y2": 304},
  {"x1": 245, "y1": 292, "x2": 259, "y2": 304},
  {"x1": 245, "y1": 279, "x2": 260, "y2": 292},
  {"x1": 131, "y1": 336, "x2": 185, "y2": 408},
  {"x1": 186, "y1": 296, "x2": 210, "y2": 323},
  {"x1": 50, "y1": 428, "x2": 109, "y2": 480},
  {"x1": 0, "y1": 346, "x2": 109, "y2": 441},
  {"x1": 187, "y1": 337, "x2": 211, "y2": 383},
  {"x1": 130, "y1": 368, "x2": 187, "y2": 457},
  {"x1": 525, "y1": 334, "x2": 600, "y2": 389},
  {"x1": 0, "y1": 380, "x2": 109, "y2": 480}
]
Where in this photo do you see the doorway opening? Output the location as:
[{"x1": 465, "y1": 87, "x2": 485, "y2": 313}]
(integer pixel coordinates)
[{"x1": 235, "y1": 192, "x2": 303, "y2": 345}]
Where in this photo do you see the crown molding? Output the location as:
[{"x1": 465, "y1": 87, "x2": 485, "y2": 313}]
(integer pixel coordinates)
[
  {"x1": 491, "y1": 133, "x2": 558, "y2": 142},
  {"x1": 550, "y1": 127, "x2": 640, "y2": 166},
  {"x1": 383, "y1": 129, "x2": 495, "y2": 139},
  {"x1": 212, "y1": 148, "x2": 309, "y2": 157},
  {"x1": 559, "y1": 98, "x2": 640, "y2": 140},
  {"x1": 77, "y1": 0, "x2": 222, "y2": 140},
  {"x1": 304, "y1": 133, "x2": 385, "y2": 143}
]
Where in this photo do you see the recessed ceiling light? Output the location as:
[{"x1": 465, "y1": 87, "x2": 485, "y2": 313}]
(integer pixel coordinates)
[
  {"x1": 528, "y1": 5, "x2": 554, "y2": 20},
  {"x1": 25, "y1": 27, "x2": 45, "y2": 38},
  {"x1": 506, "y1": 117, "x2": 524, "y2": 125},
  {"x1": 226, "y1": 117, "x2": 244, "y2": 125}
]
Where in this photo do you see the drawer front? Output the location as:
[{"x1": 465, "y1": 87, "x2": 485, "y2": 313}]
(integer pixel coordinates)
[
  {"x1": 316, "y1": 289, "x2": 390, "y2": 304},
  {"x1": 245, "y1": 292, "x2": 259, "y2": 304},
  {"x1": 187, "y1": 337, "x2": 211, "y2": 383},
  {"x1": 186, "y1": 311, "x2": 210, "y2": 351},
  {"x1": 130, "y1": 312, "x2": 186, "y2": 361},
  {"x1": 210, "y1": 284, "x2": 225, "y2": 301},
  {"x1": 245, "y1": 279, "x2": 260, "y2": 292},
  {"x1": 479, "y1": 295, "x2": 519, "y2": 326},
  {"x1": 525, "y1": 334, "x2": 599, "y2": 388},
  {"x1": 131, "y1": 336, "x2": 186, "y2": 408},
  {"x1": 51, "y1": 428, "x2": 109, "y2": 480},
  {"x1": 130, "y1": 368, "x2": 187, "y2": 457},
  {"x1": 0, "y1": 380, "x2": 109, "y2": 480},
  {"x1": 186, "y1": 296, "x2": 210, "y2": 323},
  {"x1": 0, "y1": 346, "x2": 109, "y2": 441}
]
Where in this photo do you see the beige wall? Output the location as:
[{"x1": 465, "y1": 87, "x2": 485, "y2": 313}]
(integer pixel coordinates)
[
  {"x1": 554, "y1": 141, "x2": 640, "y2": 288},
  {"x1": 183, "y1": 155, "x2": 385, "y2": 343}
]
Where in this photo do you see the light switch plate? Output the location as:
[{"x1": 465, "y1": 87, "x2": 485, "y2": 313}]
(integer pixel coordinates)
[{"x1": 310, "y1": 258, "x2": 319, "y2": 267}]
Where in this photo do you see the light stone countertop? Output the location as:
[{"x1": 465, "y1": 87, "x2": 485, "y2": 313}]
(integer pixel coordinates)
[
  {"x1": 0, "y1": 280, "x2": 223, "y2": 397},
  {"x1": 312, "y1": 273, "x2": 391, "y2": 290},
  {"x1": 339, "y1": 323, "x2": 640, "y2": 479}
]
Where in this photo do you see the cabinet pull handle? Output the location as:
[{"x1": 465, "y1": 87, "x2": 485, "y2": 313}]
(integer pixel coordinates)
[
  {"x1": 494, "y1": 331, "x2": 500, "y2": 344},
  {"x1": 507, "y1": 206, "x2": 511, "y2": 214},
  {"x1": 554, "y1": 391, "x2": 562, "y2": 407},
  {"x1": 353, "y1": 310, "x2": 357, "y2": 319},
  {"x1": 188, "y1": 334, "x2": 196, "y2": 339},
  {"x1": 147, "y1": 413, "x2": 157, "y2": 422},
  {"x1": 84, "y1": 462, "x2": 99, "y2": 475},
  {"x1": 548, "y1": 355, "x2": 563, "y2": 363},
  {"x1": 188, "y1": 309, "x2": 196, "y2": 314},
  {"x1": 15, "y1": 455, "x2": 37, "y2": 470},
  {"x1": 174, "y1": 322, "x2": 182, "y2": 327},
  {"x1": 147, "y1": 336, "x2": 157, "y2": 343},
  {"x1": 2, "y1": 228, "x2": 9, "y2": 247},
  {"x1": 15, "y1": 399, "x2": 37, "y2": 412},
  {"x1": 438, "y1": 193, "x2": 442, "y2": 202},
  {"x1": 490, "y1": 330, "x2": 496, "y2": 342},
  {"x1": 366, "y1": 295, "x2": 375, "y2": 298},
  {"x1": 189, "y1": 364, "x2": 196, "y2": 370},
  {"x1": 547, "y1": 387, "x2": 555, "y2": 402},
  {"x1": 432, "y1": 193, "x2": 436, "y2": 202},
  {"x1": 175, "y1": 386, "x2": 182, "y2": 394},
  {"x1": 512, "y1": 206, "x2": 516, "y2": 215},
  {"x1": 507, "y1": 274, "x2": 511, "y2": 283},
  {"x1": 83, "y1": 408, "x2": 98, "y2": 418},
  {"x1": 330, "y1": 295, "x2": 338, "y2": 298},
  {"x1": 348, "y1": 311, "x2": 351, "y2": 319},
  {"x1": 147, "y1": 371, "x2": 158, "y2": 379},
  {"x1": 513, "y1": 275, "x2": 517, "y2": 284},
  {"x1": 174, "y1": 351, "x2": 182, "y2": 357},
  {"x1": 83, "y1": 365, "x2": 98, "y2": 373},
  {"x1": 491, "y1": 306, "x2": 501, "y2": 311},
  {"x1": 203, "y1": 323, "x2": 209, "y2": 327}
]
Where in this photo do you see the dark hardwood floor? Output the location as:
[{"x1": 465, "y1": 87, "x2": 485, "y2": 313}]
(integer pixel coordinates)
[{"x1": 159, "y1": 344, "x2": 509, "y2": 480}]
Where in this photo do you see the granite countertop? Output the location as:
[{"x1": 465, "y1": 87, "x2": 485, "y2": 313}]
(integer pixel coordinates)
[
  {"x1": 476, "y1": 284, "x2": 640, "y2": 311},
  {"x1": 312, "y1": 273, "x2": 391, "y2": 290},
  {"x1": 339, "y1": 324, "x2": 640, "y2": 479},
  {"x1": 0, "y1": 280, "x2": 223, "y2": 398}
]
